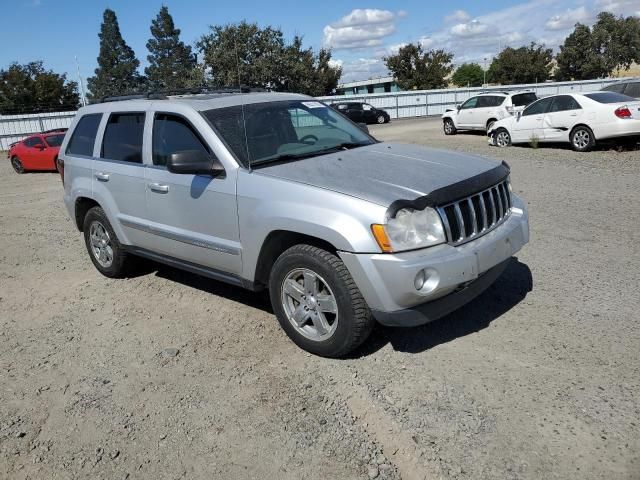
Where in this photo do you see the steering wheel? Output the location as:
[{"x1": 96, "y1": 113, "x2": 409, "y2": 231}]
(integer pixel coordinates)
[{"x1": 300, "y1": 134, "x2": 319, "y2": 145}]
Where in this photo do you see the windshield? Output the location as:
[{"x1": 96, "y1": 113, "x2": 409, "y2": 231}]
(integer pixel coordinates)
[
  {"x1": 202, "y1": 100, "x2": 375, "y2": 167},
  {"x1": 584, "y1": 92, "x2": 635, "y2": 104},
  {"x1": 44, "y1": 134, "x2": 65, "y2": 147}
]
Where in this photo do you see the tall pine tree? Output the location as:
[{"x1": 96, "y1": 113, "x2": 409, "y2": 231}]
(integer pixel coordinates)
[
  {"x1": 146, "y1": 6, "x2": 196, "y2": 90},
  {"x1": 87, "y1": 9, "x2": 143, "y2": 100}
]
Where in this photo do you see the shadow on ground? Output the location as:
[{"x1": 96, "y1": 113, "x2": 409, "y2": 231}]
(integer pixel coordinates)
[{"x1": 132, "y1": 256, "x2": 532, "y2": 358}]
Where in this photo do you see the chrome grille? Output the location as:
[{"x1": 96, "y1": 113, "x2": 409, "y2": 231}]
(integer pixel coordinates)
[{"x1": 437, "y1": 179, "x2": 512, "y2": 245}]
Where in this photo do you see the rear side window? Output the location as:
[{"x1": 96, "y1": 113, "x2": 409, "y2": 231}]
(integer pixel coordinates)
[
  {"x1": 511, "y1": 93, "x2": 537, "y2": 107},
  {"x1": 101, "y1": 113, "x2": 145, "y2": 163},
  {"x1": 548, "y1": 95, "x2": 582, "y2": 112},
  {"x1": 602, "y1": 83, "x2": 625, "y2": 94},
  {"x1": 584, "y1": 92, "x2": 635, "y2": 104},
  {"x1": 66, "y1": 114, "x2": 102, "y2": 156},
  {"x1": 624, "y1": 82, "x2": 640, "y2": 98},
  {"x1": 152, "y1": 113, "x2": 210, "y2": 167},
  {"x1": 477, "y1": 96, "x2": 504, "y2": 107}
]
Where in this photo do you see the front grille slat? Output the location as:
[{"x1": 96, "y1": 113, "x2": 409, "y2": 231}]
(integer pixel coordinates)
[{"x1": 437, "y1": 179, "x2": 512, "y2": 246}]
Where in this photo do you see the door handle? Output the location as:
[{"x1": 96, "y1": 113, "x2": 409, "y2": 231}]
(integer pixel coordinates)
[
  {"x1": 569, "y1": 113, "x2": 578, "y2": 117},
  {"x1": 94, "y1": 172, "x2": 110, "y2": 182},
  {"x1": 149, "y1": 183, "x2": 169, "y2": 194}
]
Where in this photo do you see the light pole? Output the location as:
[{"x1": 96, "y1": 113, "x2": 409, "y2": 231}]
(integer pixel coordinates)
[{"x1": 483, "y1": 57, "x2": 487, "y2": 86}]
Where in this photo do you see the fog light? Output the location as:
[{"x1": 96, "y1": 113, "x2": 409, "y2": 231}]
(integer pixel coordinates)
[{"x1": 414, "y1": 270, "x2": 426, "y2": 290}]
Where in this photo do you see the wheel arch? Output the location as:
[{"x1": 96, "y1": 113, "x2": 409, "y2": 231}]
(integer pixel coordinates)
[
  {"x1": 570, "y1": 123, "x2": 596, "y2": 140},
  {"x1": 253, "y1": 230, "x2": 339, "y2": 289},
  {"x1": 74, "y1": 197, "x2": 101, "y2": 231}
]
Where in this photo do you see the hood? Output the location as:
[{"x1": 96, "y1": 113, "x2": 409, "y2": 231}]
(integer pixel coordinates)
[{"x1": 256, "y1": 142, "x2": 501, "y2": 207}]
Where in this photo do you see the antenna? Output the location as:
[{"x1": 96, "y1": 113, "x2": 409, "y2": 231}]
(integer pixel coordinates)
[{"x1": 75, "y1": 55, "x2": 87, "y2": 107}]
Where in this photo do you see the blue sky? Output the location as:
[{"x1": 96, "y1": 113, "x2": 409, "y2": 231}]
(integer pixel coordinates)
[{"x1": 1, "y1": 0, "x2": 639, "y2": 85}]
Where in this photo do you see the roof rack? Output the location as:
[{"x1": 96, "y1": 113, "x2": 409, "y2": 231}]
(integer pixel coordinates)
[{"x1": 93, "y1": 86, "x2": 266, "y2": 104}]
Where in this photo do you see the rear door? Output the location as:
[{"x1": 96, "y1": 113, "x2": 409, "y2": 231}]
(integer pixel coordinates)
[
  {"x1": 345, "y1": 103, "x2": 364, "y2": 123},
  {"x1": 362, "y1": 103, "x2": 377, "y2": 123},
  {"x1": 144, "y1": 112, "x2": 241, "y2": 274},
  {"x1": 92, "y1": 111, "x2": 153, "y2": 248},
  {"x1": 511, "y1": 96, "x2": 553, "y2": 143},
  {"x1": 543, "y1": 95, "x2": 584, "y2": 141}
]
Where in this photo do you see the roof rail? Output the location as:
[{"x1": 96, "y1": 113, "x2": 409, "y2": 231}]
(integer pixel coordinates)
[{"x1": 92, "y1": 86, "x2": 266, "y2": 104}]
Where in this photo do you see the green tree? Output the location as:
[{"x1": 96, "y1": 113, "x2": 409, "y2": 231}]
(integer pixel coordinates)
[
  {"x1": 145, "y1": 6, "x2": 196, "y2": 90},
  {"x1": 197, "y1": 22, "x2": 341, "y2": 95},
  {"x1": 383, "y1": 44, "x2": 454, "y2": 90},
  {"x1": 451, "y1": 63, "x2": 485, "y2": 87},
  {"x1": 591, "y1": 12, "x2": 640, "y2": 76},
  {"x1": 555, "y1": 24, "x2": 604, "y2": 80},
  {"x1": 0, "y1": 61, "x2": 79, "y2": 114},
  {"x1": 87, "y1": 8, "x2": 144, "y2": 100},
  {"x1": 488, "y1": 43, "x2": 553, "y2": 85}
]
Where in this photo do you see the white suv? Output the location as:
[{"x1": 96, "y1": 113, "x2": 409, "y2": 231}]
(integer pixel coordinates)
[{"x1": 442, "y1": 91, "x2": 538, "y2": 135}]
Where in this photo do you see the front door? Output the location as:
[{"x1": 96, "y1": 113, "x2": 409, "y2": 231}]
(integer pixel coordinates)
[
  {"x1": 511, "y1": 97, "x2": 553, "y2": 143},
  {"x1": 144, "y1": 113, "x2": 241, "y2": 274},
  {"x1": 456, "y1": 97, "x2": 478, "y2": 128},
  {"x1": 346, "y1": 103, "x2": 364, "y2": 123}
]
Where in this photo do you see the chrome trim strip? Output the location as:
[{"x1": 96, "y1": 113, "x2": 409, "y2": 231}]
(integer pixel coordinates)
[
  {"x1": 494, "y1": 187, "x2": 504, "y2": 219},
  {"x1": 488, "y1": 190, "x2": 497, "y2": 225},
  {"x1": 119, "y1": 217, "x2": 240, "y2": 256},
  {"x1": 453, "y1": 203, "x2": 465, "y2": 241},
  {"x1": 438, "y1": 207, "x2": 453, "y2": 243},
  {"x1": 478, "y1": 193, "x2": 488, "y2": 231},
  {"x1": 467, "y1": 198, "x2": 478, "y2": 235}
]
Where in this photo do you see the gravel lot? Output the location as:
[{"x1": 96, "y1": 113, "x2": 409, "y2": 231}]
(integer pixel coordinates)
[{"x1": 1, "y1": 117, "x2": 638, "y2": 480}]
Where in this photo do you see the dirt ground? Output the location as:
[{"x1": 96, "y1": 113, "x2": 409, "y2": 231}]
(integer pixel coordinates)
[{"x1": 1, "y1": 118, "x2": 638, "y2": 480}]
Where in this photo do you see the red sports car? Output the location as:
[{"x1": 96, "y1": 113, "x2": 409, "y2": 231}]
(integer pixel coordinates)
[{"x1": 8, "y1": 130, "x2": 67, "y2": 174}]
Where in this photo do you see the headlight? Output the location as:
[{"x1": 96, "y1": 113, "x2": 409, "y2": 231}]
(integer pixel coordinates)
[{"x1": 371, "y1": 207, "x2": 446, "y2": 252}]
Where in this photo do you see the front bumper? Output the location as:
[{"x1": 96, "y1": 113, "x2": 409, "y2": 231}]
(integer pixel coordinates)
[{"x1": 339, "y1": 195, "x2": 529, "y2": 326}]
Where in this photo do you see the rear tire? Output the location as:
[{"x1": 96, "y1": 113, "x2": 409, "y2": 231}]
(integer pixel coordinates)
[
  {"x1": 443, "y1": 119, "x2": 457, "y2": 135},
  {"x1": 570, "y1": 125, "x2": 595, "y2": 152},
  {"x1": 269, "y1": 244, "x2": 374, "y2": 358},
  {"x1": 486, "y1": 119, "x2": 497, "y2": 132},
  {"x1": 377, "y1": 114, "x2": 386, "y2": 124},
  {"x1": 83, "y1": 206, "x2": 129, "y2": 278},
  {"x1": 11, "y1": 156, "x2": 25, "y2": 174}
]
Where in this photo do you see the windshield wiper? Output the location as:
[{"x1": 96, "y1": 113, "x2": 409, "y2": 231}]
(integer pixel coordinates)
[{"x1": 251, "y1": 142, "x2": 370, "y2": 167}]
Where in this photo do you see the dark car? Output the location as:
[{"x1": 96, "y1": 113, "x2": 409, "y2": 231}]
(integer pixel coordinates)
[
  {"x1": 601, "y1": 79, "x2": 640, "y2": 99},
  {"x1": 331, "y1": 102, "x2": 391, "y2": 124}
]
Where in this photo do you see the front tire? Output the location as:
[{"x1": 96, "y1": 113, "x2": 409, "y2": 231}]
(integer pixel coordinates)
[
  {"x1": 269, "y1": 244, "x2": 374, "y2": 358},
  {"x1": 443, "y1": 118, "x2": 457, "y2": 135},
  {"x1": 11, "y1": 156, "x2": 25, "y2": 174},
  {"x1": 570, "y1": 125, "x2": 595, "y2": 152},
  {"x1": 494, "y1": 128, "x2": 512, "y2": 147},
  {"x1": 83, "y1": 206, "x2": 129, "y2": 278}
]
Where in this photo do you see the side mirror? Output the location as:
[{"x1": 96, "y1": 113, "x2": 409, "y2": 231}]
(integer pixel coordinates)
[
  {"x1": 456, "y1": 104, "x2": 462, "y2": 110},
  {"x1": 357, "y1": 123, "x2": 369, "y2": 133},
  {"x1": 167, "y1": 150, "x2": 224, "y2": 176},
  {"x1": 35, "y1": 144, "x2": 45, "y2": 150},
  {"x1": 517, "y1": 111, "x2": 522, "y2": 120}
]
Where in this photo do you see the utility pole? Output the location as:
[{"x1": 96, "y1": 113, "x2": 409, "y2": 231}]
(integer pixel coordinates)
[
  {"x1": 75, "y1": 56, "x2": 87, "y2": 107},
  {"x1": 483, "y1": 57, "x2": 487, "y2": 86}
]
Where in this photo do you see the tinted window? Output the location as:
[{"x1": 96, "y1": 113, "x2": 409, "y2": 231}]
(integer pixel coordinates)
[
  {"x1": 523, "y1": 97, "x2": 553, "y2": 116},
  {"x1": 66, "y1": 113, "x2": 102, "y2": 156},
  {"x1": 511, "y1": 93, "x2": 537, "y2": 107},
  {"x1": 624, "y1": 82, "x2": 640, "y2": 98},
  {"x1": 363, "y1": 104, "x2": 374, "y2": 111},
  {"x1": 460, "y1": 97, "x2": 478, "y2": 109},
  {"x1": 349, "y1": 103, "x2": 363, "y2": 111},
  {"x1": 602, "y1": 83, "x2": 625, "y2": 94},
  {"x1": 548, "y1": 95, "x2": 582, "y2": 112},
  {"x1": 584, "y1": 92, "x2": 636, "y2": 104},
  {"x1": 101, "y1": 113, "x2": 145, "y2": 163},
  {"x1": 477, "y1": 96, "x2": 505, "y2": 107},
  {"x1": 24, "y1": 137, "x2": 42, "y2": 147},
  {"x1": 152, "y1": 114, "x2": 210, "y2": 167},
  {"x1": 44, "y1": 134, "x2": 65, "y2": 147}
]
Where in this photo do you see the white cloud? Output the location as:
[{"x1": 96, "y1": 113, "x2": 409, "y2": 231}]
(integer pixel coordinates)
[
  {"x1": 445, "y1": 10, "x2": 471, "y2": 23},
  {"x1": 545, "y1": 6, "x2": 592, "y2": 30},
  {"x1": 596, "y1": 0, "x2": 640, "y2": 16},
  {"x1": 336, "y1": 58, "x2": 389, "y2": 83},
  {"x1": 418, "y1": 36, "x2": 434, "y2": 48},
  {"x1": 450, "y1": 20, "x2": 489, "y2": 37},
  {"x1": 323, "y1": 9, "x2": 405, "y2": 50}
]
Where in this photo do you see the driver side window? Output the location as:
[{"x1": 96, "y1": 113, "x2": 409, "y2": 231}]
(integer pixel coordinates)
[
  {"x1": 152, "y1": 113, "x2": 211, "y2": 167},
  {"x1": 460, "y1": 97, "x2": 478, "y2": 109},
  {"x1": 522, "y1": 97, "x2": 553, "y2": 116}
]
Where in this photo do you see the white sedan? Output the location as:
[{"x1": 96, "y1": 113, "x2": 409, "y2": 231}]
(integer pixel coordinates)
[{"x1": 487, "y1": 92, "x2": 640, "y2": 152}]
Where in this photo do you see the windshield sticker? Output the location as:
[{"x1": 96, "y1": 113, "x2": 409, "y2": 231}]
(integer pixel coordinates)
[{"x1": 302, "y1": 101, "x2": 324, "y2": 109}]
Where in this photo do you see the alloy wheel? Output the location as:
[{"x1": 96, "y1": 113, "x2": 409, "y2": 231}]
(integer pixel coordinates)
[
  {"x1": 573, "y1": 129, "x2": 590, "y2": 150},
  {"x1": 89, "y1": 221, "x2": 114, "y2": 268},
  {"x1": 281, "y1": 268, "x2": 338, "y2": 341},
  {"x1": 496, "y1": 131, "x2": 510, "y2": 147}
]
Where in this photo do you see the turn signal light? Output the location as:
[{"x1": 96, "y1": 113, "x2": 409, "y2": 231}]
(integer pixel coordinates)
[
  {"x1": 371, "y1": 224, "x2": 393, "y2": 253},
  {"x1": 615, "y1": 106, "x2": 632, "y2": 119}
]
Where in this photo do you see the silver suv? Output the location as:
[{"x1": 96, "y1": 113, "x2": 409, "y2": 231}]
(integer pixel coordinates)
[
  {"x1": 442, "y1": 91, "x2": 538, "y2": 134},
  {"x1": 59, "y1": 90, "x2": 529, "y2": 357}
]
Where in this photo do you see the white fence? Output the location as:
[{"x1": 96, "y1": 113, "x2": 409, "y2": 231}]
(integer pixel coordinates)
[
  {"x1": 0, "y1": 77, "x2": 631, "y2": 150},
  {"x1": 0, "y1": 111, "x2": 76, "y2": 150},
  {"x1": 318, "y1": 77, "x2": 630, "y2": 119}
]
